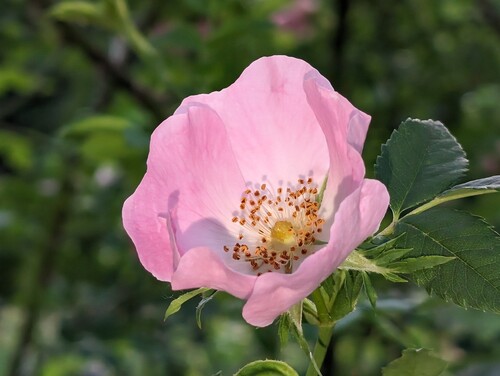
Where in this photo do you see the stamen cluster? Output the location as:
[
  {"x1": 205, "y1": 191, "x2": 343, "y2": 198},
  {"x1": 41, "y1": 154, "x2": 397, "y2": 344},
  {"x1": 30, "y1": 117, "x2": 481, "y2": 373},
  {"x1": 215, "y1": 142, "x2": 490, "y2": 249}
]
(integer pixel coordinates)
[{"x1": 224, "y1": 178, "x2": 326, "y2": 274}]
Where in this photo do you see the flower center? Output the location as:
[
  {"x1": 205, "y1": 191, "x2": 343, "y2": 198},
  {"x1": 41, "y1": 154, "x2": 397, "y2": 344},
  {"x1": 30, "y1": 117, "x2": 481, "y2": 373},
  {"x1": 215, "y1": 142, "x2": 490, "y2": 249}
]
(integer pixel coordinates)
[
  {"x1": 271, "y1": 221, "x2": 295, "y2": 245},
  {"x1": 224, "y1": 178, "x2": 326, "y2": 275}
]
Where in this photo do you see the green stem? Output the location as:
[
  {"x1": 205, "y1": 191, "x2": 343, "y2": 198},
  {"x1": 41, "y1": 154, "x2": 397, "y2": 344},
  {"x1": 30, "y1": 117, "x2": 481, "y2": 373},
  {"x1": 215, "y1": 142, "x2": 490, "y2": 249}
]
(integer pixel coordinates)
[
  {"x1": 377, "y1": 220, "x2": 396, "y2": 237},
  {"x1": 305, "y1": 324, "x2": 335, "y2": 376}
]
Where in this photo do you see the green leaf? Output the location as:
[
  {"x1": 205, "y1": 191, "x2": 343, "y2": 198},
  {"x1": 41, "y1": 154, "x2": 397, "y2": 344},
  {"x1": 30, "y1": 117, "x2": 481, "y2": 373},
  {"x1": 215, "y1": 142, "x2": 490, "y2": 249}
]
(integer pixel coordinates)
[
  {"x1": 340, "y1": 251, "x2": 412, "y2": 283},
  {"x1": 164, "y1": 288, "x2": 211, "y2": 321},
  {"x1": 0, "y1": 67, "x2": 39, "y2": 95},
  {"x1": 340, "y1": 251, "x2": 391, "y2": 274},
  {"x1": 441, "y1": 175, "x2": 500, "y2": 197},
  {"x1": 320, "y1": 273, "x2": 335, "y2": 295},
  {"x1": 330, "y1": 271, "x2": 364, "y2": 321},
  {"x1": 406, "y1": 175, "x2": 500, "y2": 217},
  {"x1": 195, "y1": 290, "x2": 218, "y2": 329},
  {"x1": 396, "y1": 208, "x2": 500, "y2": 313},
  {"x1": 361, "y1": 272, "x2": 377, "y2": 309},
  {"x1": 50, "y1": 1, "x2": 107, "y2": 26},
  {"x1": 104, "y1": 0, "x2": 157, "y2": 57},
  {"x1": 302, "y1": 298, "x2": 319, "y2": 326},
  {"x1": 375, "y1": 118, "x2": 468, "y2": 217},
  {"x1": 387, "y1": 256, "x2": 455, "y2": 273},
  {"x1": 277, "y1": 314, "x2": 291, "y2": 347},
  {"x1": 382, "y1": 348, "x2": 447, "y2": 376},
  {"x1": 0, "y1": 131, "x2": 34, "y2": 172},
  {"x1": 375, "y1": 248, "x2": 413, "y2": 265},
  {"x1": 59, "y1": 115, "x2": 142, "y2": 163},
  {"x1": 358, "y1": 234, "x2": 405, "y2": 258},
  {"x1": 381, "y1": 272, "x2": 408, "y2": 283},
  {"x1": 288, "y1": 302, "x2": 303, "y2": 333},
  {"x1": 316, "y1": 175, "x2": 328, "y2": 205},
  {"x1": 235, "y1": 360, "x2": 299, "y2": 376},
  {"x1": 60, "y1": 115, "x2": 132, "y2": 138},
  {"x1": 51, "y1": 0, "x2": 156, "y2": 57}
]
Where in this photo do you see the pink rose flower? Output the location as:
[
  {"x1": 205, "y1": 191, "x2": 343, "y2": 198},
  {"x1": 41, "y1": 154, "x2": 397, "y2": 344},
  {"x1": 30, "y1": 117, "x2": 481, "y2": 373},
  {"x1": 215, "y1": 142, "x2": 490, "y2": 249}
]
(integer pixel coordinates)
[{"x1": 123, "y1": 56, "x2": 389, "y2": 327}]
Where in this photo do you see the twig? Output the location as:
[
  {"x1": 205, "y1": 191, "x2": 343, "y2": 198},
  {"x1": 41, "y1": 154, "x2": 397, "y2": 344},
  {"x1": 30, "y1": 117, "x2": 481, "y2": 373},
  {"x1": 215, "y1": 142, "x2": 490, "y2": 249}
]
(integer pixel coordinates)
[
  {"x1": 7, "y1": 154, "x2": 77, "y2": 376},
  {"x1": 56, "y1": 21, "x2": 168, "y2": 121},
  {"x1": 29, "y1": 0, "x2": 169, "y2": 122}
]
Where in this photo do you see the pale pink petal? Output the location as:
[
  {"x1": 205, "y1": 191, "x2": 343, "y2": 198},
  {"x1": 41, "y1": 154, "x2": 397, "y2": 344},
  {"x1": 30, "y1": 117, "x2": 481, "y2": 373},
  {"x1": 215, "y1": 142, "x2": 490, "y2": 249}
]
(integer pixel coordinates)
[
  {"x1": 347, "y1": 111, "x2": 371, "y2": 154},
  {"x1": 158, "y1": 104, "x2": 247, "y2": 253},
  {"x1": 178, "y1": 56, "x2": 330, "y2": 188},
  {"x1": 123, "y1": 174, "x2": 173, "y2": 281},
  {"x1": 355, "y1": 179, "x2": 390, "y2": 235},
  {"x1": 167, "y1": 209, "x2": 256, "y2": 298},
  {"x1": 242, "y1": 179, "x2": 389, "y2": 327},
  {"x1": 123, "y1": 103, "x2": 246, "y2": 281},
  {"x1": 303, "y1": 72, "x2": 370, "y2": 222},
  {"x1": 172, "y1": 246, "x2": 256, "y2": 299}
]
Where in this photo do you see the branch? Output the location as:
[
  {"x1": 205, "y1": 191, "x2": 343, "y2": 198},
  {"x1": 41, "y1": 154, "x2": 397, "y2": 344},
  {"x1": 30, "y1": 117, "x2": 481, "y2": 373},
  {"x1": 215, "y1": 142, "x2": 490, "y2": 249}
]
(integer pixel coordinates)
[
  {"x1": 7, "y1": 154, "x2": 77, "y2": 376},
  {"x1": 56, "y1": 21, "x2": 168, "y2": 121},
  {"x1": 28, "y1": 0, "x2": 169, "y2": 121}
]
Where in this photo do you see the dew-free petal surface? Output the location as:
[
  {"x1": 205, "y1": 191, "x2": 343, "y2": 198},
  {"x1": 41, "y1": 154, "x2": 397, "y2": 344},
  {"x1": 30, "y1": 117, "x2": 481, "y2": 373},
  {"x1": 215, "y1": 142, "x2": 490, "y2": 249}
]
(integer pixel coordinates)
[
  {"x1": 123, "y1": 56, "x2": 390, "y2": 327},
  {"x1": 242, "y1": 179, "x2": 389, "y2": 327},
  {"x1": 179, "y1": 56, "x2": 330, "y2": 188},
  {"x1": 123, "y1": 104, "x2": 246, "y2": 280}
]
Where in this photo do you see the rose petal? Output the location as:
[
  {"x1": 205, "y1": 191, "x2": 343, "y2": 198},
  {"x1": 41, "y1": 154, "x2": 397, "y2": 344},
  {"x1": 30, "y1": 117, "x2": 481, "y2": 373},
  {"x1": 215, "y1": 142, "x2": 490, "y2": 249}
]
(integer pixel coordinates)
[
  {"x1": 178, "y1": 56, "x2": 330, "y2": 188},
  {"x1": 171, "y1": 245, "x2": 256, "y2": 299},
  {"x1": 123, "y1": 173, "x2": 173, "y2": 281},
  {"x1": 166, "y1": 208, "x2": 256, "y2": 298},
  {"x1": 123, "y1": 103, "x2": 246, "y2": 281},
  {"x1": 164, "y1": 104, "x2": 248, "y2": 253},
  {"x1": 242, "y1": 178, "x2": 389, "y2": 327},
  {"x1": 166, "y1": 211, "x2": 257, "y2": 299},
  {"x1": 303, "y1": 72, "x2": 371, "y2": 223}
]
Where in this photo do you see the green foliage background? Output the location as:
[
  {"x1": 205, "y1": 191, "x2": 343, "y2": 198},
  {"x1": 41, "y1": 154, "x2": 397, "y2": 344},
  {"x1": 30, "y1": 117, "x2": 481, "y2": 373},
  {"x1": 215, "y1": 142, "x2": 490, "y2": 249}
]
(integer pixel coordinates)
[{"x1": 1, "y1": 0, "x2": 499, "y2": 375}]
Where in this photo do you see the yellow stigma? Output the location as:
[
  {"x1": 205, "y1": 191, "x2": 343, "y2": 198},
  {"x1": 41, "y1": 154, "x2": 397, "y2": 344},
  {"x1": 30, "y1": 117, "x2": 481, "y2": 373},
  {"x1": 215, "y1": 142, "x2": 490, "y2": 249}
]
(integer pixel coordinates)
[{"x1": 271, "y1": 221, "x2": 296, "y2": 245}]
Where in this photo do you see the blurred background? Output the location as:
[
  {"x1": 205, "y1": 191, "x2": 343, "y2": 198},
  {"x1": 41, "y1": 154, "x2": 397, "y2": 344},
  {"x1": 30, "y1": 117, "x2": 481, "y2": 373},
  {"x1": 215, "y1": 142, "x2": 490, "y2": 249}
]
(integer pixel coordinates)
[{"x1": 1, "y1": 0, "x2": 499, "y2": 375}]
